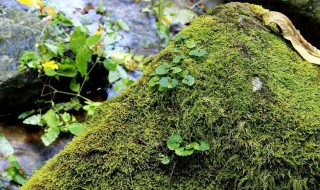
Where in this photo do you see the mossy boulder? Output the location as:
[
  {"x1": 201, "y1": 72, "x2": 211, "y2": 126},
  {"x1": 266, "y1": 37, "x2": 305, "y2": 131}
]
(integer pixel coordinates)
[{"x1": 21, "y1": 2, "x2": 320, "y2": 189}]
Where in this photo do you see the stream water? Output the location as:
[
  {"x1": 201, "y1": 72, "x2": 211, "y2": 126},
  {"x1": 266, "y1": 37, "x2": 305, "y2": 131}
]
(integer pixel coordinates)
[{"x1": 0, "y1": 0, "x2": 223, "y2": 189}]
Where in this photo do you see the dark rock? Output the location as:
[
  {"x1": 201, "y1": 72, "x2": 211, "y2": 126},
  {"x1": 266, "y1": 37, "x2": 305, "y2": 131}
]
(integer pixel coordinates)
[{"x1": 0, "y1": 6, "x2": 44, "y2": 117}]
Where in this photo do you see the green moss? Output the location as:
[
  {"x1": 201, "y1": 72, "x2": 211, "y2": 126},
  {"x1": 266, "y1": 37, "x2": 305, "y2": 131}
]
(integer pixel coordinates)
[{"x1": 21, "y1": 2, "x2": 320, "y2": 190}]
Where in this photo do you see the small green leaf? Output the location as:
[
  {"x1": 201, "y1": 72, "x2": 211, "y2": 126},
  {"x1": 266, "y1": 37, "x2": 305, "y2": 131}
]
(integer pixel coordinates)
[
  {"x1": 173, "y1": 48, "x2": 179, "y2": 53},
  {"x1": 148, "y1": 76, "x2": 160, "y2": 87},
  {"x1": 180, "y1": 70, "x2": 189, "y2": 78},
  {"x1": 23, "y1": 114, "x2": 41, "y2": 125},
  {"x1": 116, "y1": 19, "x2": 130, "y2": 31},
  {"x1": 189, "y1": 49, "x2": 207, "y2": 57},
  {"x1": 8, "y1": 155, "x2": 22, "y2": 170},
  {"x1": 186, "y1": 142, "x2": 199, "y2": 150},
  {"x1": 185, "y1": 40, "x2": 196, "y2": 48},
  {"x1": 159, "y1": 77, "x2": 178, "y2": 89},
  {"x1": 69, "y1": 77, "x2": 80, "y2": 92},
  {"x1": 2, "y1": 169, "x2": 13, "y2": 181},
  {"x1": 44, "y1": 43, "x2": 58, "y2": 55},
  {"x1": 70, "y1": 26, "x2": 87, "y2": 54},
  {"x1": 57, "y1": 43, "x2": 66, "y2": 56},
  {"x1": 62, "y1": 112, "x2": 71, "y2": 122},
  {"x1": 155, "y1": 64, "x2": 171, "y2": 75},
  {"x1": 175, "y1": 147, "x2": 194, "y2": 156},
  {"x1": 57, "y1": 64, "x2": 75, "y2": 70},
  {"x1": 158, "y1": 86, "x2": 166, "y2": 91},
  {"x1": 44, "y1": 69, "x2": 57, "y2": 76},
  {"x1": 173, "y1": 55, "x2": 185, "y2": 64},
  {"x1": 76, "y1": 46, "x2": 92, "y2": 76},
  {"x1": 171, "y1": 66, "x2": 182, "y2": 74},
  {"x1": 194, "y1": 140, "x2": 210, "y2": 151},
  {"x1": 55, "y1": 12, "x2": 74, "y2": 26},
  {"x1": 68, "y1": 123, "x2": 86, "y2": 135},
  {"x1": 168, "y1": 78, "x2": 178, "y2": 88},
  {"x1": 3, "y1": 158, "x2": 26, "y2": 185},
  {"x1": 113, "y1": 81, "x2": 124, "y2": 92},
  {"x1": 161, "y1": 155, "x2": 170, "y2": 165},
  {"x1": 103, "y1": 59, "x2": 118, "y2": 71},
  {"x1": 56, "y1": 69, "x2": 77, "y2": 77},
  {"x1": 41, "y1": 126, "x2": 60, "y2": 146},
  {"x1": 42, "y1": 109, "x2": 59, "y2": 128},
  {"x1": 12, "y1": 172, "x2": 26, "y2": 185},
  {"x1": 182, "y1": 75, "x2": 195, "y2": 86},
  {"x1": 167, "y1": 134, "x2": 182, "y2": 150},
  {"x1": 19, "y1": 51, "x2": 39, "y2": 65},
  {"x1": 18, "y1": 110, "x2": 35, "y2": 119},
  {"x1": 0, "y1": 133, "x2": 14, "y2": 157},
  {"x1": 159, "y1": 77, "x2": 170, "y2": 87},
  {"x1": 108, "y1": 71, "x2": 121, "y2": 83},
  {"x1": 86, "y1": 34, "x2": 101, "y2": 47},
  {"x1": 175, "y1": 34, "x2": 186, "y2": 40},
  {"x1": 54, "y1": 98, "x2": 82, "y2": 111},
  {"x1": 83, "y1": 101, "x2": 102, "y2": 116}
]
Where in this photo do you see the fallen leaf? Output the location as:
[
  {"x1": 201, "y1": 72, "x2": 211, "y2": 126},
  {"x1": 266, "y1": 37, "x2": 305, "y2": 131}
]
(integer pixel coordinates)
[
  {"x1": 43, "y1": 6, "x2": 57, "y2": 17},
  {"x1": 262, "y1": 11, "x2": 320, "y2": 65},
  {"x1": 17, "y1": 0, "x2": 45, "y2": 9},
  {"x1": 83, "y1": 3, "x2": 94, "y2": 13}
]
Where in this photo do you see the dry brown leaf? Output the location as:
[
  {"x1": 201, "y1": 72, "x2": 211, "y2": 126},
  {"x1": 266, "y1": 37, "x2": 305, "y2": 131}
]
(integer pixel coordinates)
[{"x1": 262, "y1": 11, "x2": 320, "y2": 65}]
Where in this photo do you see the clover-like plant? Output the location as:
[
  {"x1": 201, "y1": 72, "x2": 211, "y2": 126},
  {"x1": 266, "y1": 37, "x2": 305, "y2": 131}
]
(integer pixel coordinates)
[{"x1": 161, "y1": 134, "x2": 209, "y2": 164}]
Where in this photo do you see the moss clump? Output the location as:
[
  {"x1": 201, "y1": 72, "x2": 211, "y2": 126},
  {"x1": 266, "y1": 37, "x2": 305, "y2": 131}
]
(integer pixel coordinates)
[{"x1": 21, "y1": 2, "x2": 320, "y2": 190}]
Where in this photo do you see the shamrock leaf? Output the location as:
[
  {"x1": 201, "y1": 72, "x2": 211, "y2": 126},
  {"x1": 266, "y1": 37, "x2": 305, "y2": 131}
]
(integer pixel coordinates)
[
  {"x1": 148, "y1": 76, "x2": 160, "y2": 87},
  {"x1": 175, "y1": 147, "x2": 194, "y2": 156},
  {"x1": 173, "y1": 55, "x2": 185, "y2": 63},
  {"x1": 155, "y1": 64, "x2": 171, "y2": 75},
  {"x1": 194, "y1": 140, "x2": 210, "y2": 151},
  {"x1": 182, "y1": 75, "x2": 195, "y2": 86},
  {"x1": 185, "y1": 40, "x2": 196, "y2": 48},
  {"x1": 167, "y1": 134, "x2": 182, "y2": 150},
  {"x1": 159, "y1": 77, "x2": 178, "y2": 89},
  {"x1": 171, "y1": 66, "x2": 182, "y2": 74},
  {"x1": 189, "y1": 49, "x2": 207, "y2": 57}
]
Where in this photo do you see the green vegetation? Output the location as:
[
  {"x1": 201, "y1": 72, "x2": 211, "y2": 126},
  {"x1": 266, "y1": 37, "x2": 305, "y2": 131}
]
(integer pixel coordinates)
[
  {"x1": 0, "y1": 133, "x2": 26, "y2": 186},
  {"x1": 20, "y1": 2, "x2": 320, "y2": 189},
  {"x1": 16, "y1": 3, "x2": 141, "y2": 146},
  {"x1": 148, "y1": 33, "x2": 206, "y2": 90},
  {"x1": 17, "y1": 22, "x2": 106, "y2": 146},
  {"x1": 160, "y1": 134, "x2": 209, "y2": 164},
  {"x1": 15, "y1": 0, "x2": 199, "y2": 148},
  {"x1": 2, "y1": 0, "x2": 200, "y2": 188}
]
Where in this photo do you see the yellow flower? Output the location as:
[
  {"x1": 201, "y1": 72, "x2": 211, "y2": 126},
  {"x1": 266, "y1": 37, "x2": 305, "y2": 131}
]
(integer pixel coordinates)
[
  {"x1": 42, "y1": 60, "x2": 58, "y2": 70},
  {"x1": 93, "y1": 25, "x2": 103, "y2": 36},
  {"x1": 17, "y1": 0, "x2": 45, "y2": 9}
]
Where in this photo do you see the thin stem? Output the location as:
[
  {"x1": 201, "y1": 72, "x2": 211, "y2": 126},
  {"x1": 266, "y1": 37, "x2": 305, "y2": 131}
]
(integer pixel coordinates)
[
  {"x1": 157, "y1": 0, "x2": 163, "y2": 50},
  {"x1": 43, "y1": 84, "x2": 92, "y2": 102},
  {"x1": 190, "y1": 0, "x2": 206, "y2": 10},
  {"x1": 77, "y1": 57, "x2": 100, "y2": 96},
  {"x1": 169, "y1": 160, "x2": 177, "y2": 184}
]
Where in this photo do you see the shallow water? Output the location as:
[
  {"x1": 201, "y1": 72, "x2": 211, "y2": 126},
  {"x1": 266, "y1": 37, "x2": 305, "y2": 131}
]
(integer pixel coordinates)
[{"x1": 0, "y1": 122, "x2": 71, "y2": 189}]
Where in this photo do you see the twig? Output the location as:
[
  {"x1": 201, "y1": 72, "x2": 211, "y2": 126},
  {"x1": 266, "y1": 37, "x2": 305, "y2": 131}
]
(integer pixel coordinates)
[
  {"x1": 190, "y1": 0, "x2": 206, "y2": 10},
  {"x1": 77, "y1": 57, "x2": 100, "y2": 96}
]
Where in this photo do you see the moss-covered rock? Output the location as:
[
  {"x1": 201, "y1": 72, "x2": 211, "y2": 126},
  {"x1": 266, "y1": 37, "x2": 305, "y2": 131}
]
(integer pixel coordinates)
[{"x1": 21, "y1": 2, "x2": 320, "y2": 189}]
